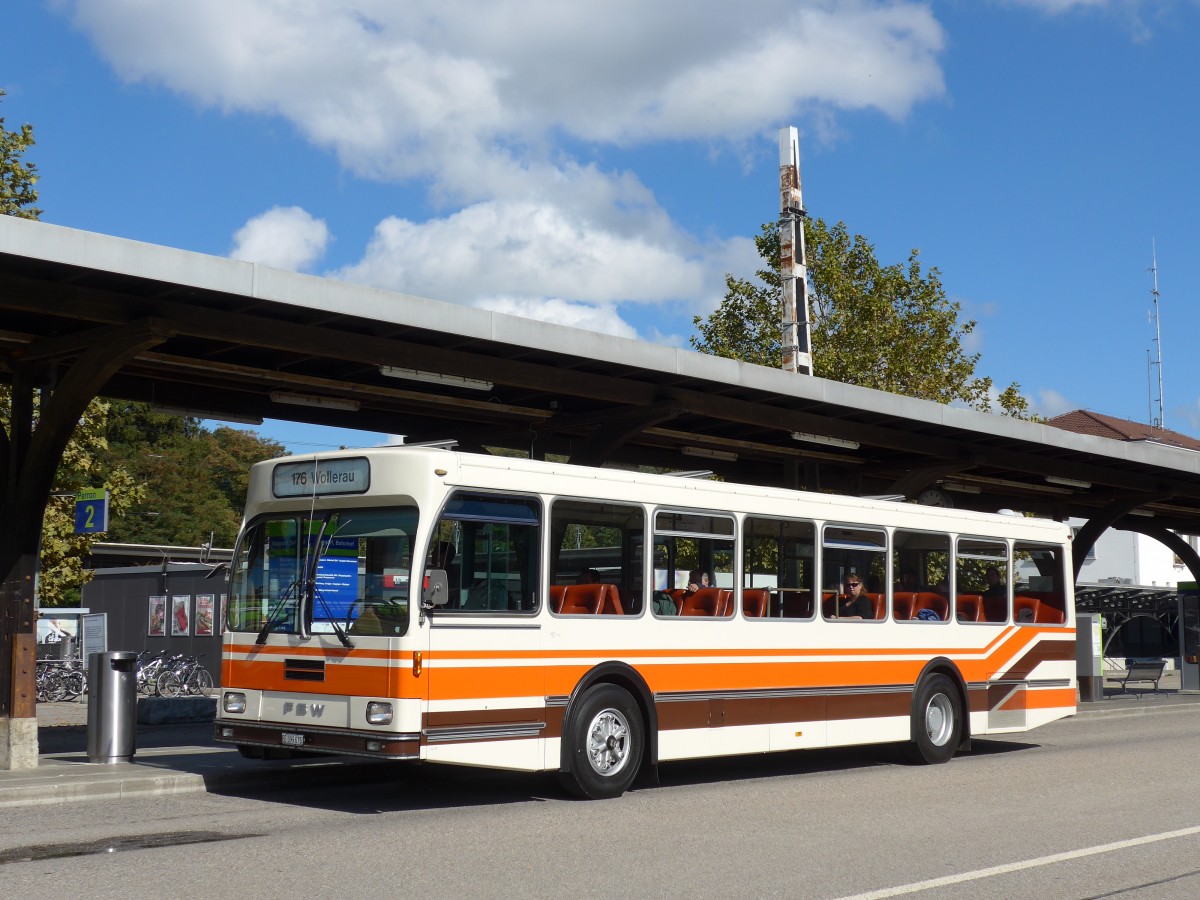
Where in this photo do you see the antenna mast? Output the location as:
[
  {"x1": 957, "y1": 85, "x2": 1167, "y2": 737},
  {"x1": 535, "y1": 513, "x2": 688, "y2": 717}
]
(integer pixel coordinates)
[
  {"x1": 1148, "y1": 240, "x2": 1164, "y2": 429},
  {"x1": 778, "y1": 127, "x2": 813, "y2": 375}
]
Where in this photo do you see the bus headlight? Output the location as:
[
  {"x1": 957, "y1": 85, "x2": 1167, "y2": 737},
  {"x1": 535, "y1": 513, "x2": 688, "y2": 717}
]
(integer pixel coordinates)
[
  {"x1": 366, "y1": 701, "x2": 393, "y2": 725},
  {"x1": 223, "y1": 691, "x2": 247, "y2": 714}
]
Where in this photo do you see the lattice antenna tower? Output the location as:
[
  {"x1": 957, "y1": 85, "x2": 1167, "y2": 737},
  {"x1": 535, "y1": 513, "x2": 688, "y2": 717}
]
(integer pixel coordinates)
[{"x1": 1147, "y1": 240, "x2": 1164, "y2": 430}]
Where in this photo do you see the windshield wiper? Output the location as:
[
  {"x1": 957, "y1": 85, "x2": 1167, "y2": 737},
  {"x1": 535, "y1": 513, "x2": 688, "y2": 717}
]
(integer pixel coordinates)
[
  {"x1": 255, "y1": 578, "x2": 301, "y2": 646},
  {"x1": 311, "y1": 587, "x2": 355, "y2": 649}
]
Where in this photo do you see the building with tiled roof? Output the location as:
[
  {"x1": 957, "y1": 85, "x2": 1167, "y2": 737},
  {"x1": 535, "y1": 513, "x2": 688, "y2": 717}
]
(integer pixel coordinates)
[{"x1": 1047, "y1": 409, "x2": 1200, "y2": 452}]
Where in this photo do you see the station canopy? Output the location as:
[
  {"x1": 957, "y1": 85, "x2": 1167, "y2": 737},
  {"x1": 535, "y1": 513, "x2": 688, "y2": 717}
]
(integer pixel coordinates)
[{"x1": 3, "y1": 216, "x2": 1200, "y2": 535}]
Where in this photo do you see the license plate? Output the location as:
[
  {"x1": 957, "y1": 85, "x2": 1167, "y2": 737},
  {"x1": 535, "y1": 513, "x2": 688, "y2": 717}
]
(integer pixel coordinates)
[{"x1": 281, "y1": 732, "x2": 305, "y2": 747}]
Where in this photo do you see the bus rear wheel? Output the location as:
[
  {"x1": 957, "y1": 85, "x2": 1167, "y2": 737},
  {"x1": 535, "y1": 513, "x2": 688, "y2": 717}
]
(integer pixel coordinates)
[
  {"x1": 560, "y1": 684, "x2": 643, "y2": 800},
  {"x1": 904, "y1": 673, "x2": 962, "y2": 765}
]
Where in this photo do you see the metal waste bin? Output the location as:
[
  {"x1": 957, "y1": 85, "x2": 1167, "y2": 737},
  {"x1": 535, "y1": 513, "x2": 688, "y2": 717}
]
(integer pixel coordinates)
[{"x1": 87, "y1": 651, "x2": 138, "y2": 763}]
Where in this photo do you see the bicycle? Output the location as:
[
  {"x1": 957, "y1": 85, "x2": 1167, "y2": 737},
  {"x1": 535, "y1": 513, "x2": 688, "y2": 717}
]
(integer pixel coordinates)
[
  {"x1": 156, "y1": 655, "x2": 213, "y2": 698},
  {"x1": 35, "y1": 660, "x2": 70, "y2": 702},
  {"x1": 136, "y1": 651, "x2": 170, "y2": 695}
]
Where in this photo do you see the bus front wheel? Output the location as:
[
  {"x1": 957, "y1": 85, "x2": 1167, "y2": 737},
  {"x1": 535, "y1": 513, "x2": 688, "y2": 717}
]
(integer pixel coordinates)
[
  {"x1": 904, "y1": 673, "x2": 962, "y2": 765},
  {"x1": 560, "y1": 684, "x2": 643, "y2": 800}
]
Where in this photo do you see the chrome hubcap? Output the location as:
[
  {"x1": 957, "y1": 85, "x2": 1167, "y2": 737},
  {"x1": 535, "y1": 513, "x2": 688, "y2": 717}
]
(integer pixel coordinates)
[
  {"x1": 925, "y1": 693, "x2": 954, "y2": 746},
  {"x1": 586, "y1": 707, "x2": 630, "y2": 776}
]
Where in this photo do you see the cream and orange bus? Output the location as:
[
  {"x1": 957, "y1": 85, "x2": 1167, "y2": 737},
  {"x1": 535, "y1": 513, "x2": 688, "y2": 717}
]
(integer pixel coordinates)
[{"x1": 214, "y1": 446, "x2": 1076, "y2": 798}]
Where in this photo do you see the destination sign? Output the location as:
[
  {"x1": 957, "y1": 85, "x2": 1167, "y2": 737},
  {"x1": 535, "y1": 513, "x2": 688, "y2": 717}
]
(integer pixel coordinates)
[{"x1": 272, "y1": 457, "x2": 370, "y2": 498}]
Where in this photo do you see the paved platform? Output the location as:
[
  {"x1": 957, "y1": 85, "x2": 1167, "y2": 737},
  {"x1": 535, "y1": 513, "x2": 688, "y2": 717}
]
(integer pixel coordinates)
[{"x1": 4, "y1": 680, "x2": 1198, "y2": 810}]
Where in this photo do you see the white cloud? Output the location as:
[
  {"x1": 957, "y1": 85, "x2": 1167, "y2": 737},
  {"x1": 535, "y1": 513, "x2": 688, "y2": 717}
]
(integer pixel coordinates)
[
  {"x1": 334, "y1": 199, "x2": 714, "y2": 304},
  {"x1": 62, "y1": 0, "x2": 948, "y2": 334},
  {"x1": 229, "y1": 206, "x2": 330, "y2": 271},
  {"x1": 999, "y1": 0, "x2": 1110, "y2": 12},
  {"x1": 1035, "y1": 388, "x2": 1075, "y2": 418},
  {"x1": 64, "y1": 2, "x2": 946, "y2": 188}
]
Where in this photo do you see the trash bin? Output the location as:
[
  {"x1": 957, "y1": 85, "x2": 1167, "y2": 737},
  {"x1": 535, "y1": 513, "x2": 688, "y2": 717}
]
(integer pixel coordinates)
[{"x1": 87, "y1": 651, "x2": 138, "y2": 763}]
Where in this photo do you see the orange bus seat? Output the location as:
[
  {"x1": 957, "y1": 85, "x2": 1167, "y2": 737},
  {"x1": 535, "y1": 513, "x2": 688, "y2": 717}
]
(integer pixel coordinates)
[
  {"x1": 559, "y1": 584, "x2": 604, "y2": 615},
  {"x1": 1013, "y1": 595, "x2": 1040, "y2": 624},
  {"x1": 716, "y1": 589, "x2": 734, "y2": 617},
  {"x1": 598, "y1": 584, "x2": 624, "y2": 615},
  {"x1": 1024, "y1": 590, "x2": 1066, "y2": 624},
  {"x1": 681, "y1": 587, "x2": 722, "y2": 616},
  {"x1": 913, "y1": 592, "x2": 948, "y2": 621},
  {"x1": 821, "y1": 591, "x2": 838, "y2": 618},
  {"x1": 742, "y1": 588, "x2": 769, "y2": 618},
  {"x1": 955, "y1": 594, "x2": 983, "y2": 622},
  {"x1": 867, "y1": 593, "x2": 885, "y2": 620},
  {"x1": 1036, "y1": 603, "x2": 1065, "y2": 624},
  {"x1": 893, "y1": 592, "x2": 916, "y2": 620},
  {"x1": 549, "y1": 584, "x2": 567, "y2": 614},
  {"x1": 668, "y1": 588, "x2": 686, "y2": 613}
]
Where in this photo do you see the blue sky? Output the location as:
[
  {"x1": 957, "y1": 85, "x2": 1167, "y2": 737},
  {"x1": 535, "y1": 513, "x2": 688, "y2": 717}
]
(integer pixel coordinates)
[{"x1": 6, "y1": 1, "x2": 1199, "y2": 454}]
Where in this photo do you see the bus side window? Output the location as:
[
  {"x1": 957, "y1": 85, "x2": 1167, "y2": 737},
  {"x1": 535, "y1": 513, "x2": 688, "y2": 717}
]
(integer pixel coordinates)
[
  {"x1": 549, "y1": 498, "x2": 644, "y2": 615},
  {"x1": 893, "y1": 529, "x2": 950, "y2": 622},
  {"x1": 956, "y1": 537, "x2": 1008, "y2": 623},
  {"x1": 653, "y1": 509, "x2": 735, "y2": 618},
  {"x1": 433, "y1": 493, "x2": 540, "y2": 613},
  {"x1": 743, "y1": 516, "x2": 814, "y2": 620},
  {"x1": 1014, "y1": 541, "x2": 1068, "y2": 625},
  {"x1": 821, "y1": 524, "x2": 886, "y2": 621}
]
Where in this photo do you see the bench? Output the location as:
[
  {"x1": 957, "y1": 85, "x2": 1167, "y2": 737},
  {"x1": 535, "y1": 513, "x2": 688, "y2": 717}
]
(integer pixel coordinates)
[{"x1": 1113, "y1": 658, "x2": 1166, "y2": 696}]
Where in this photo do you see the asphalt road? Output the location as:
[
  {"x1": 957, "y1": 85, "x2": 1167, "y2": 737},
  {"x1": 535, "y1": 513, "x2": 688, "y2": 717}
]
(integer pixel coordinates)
[{"x1": 4, "y1": 706, "x2": 1200, "y2": 899}]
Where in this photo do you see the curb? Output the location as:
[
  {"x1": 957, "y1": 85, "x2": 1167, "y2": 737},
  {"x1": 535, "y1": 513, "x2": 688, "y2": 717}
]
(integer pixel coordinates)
[{"x1": 0, "y1": 753, "x2": 401, "y2": 810}]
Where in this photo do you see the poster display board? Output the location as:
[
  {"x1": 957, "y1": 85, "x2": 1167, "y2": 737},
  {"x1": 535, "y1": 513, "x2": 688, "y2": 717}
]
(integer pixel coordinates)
[
  {"x1": 148, "y1": 595, "x2": 166, "y2": 636},
  {"x1": 81, "y1": 612, "x2": 107, "y2": 660},
  {"x1": 171, "y1": 595, "x2": 191, "y2": 636},
  {"x1": 195, "y1": 594, "x2": 215, "y2": 636}
]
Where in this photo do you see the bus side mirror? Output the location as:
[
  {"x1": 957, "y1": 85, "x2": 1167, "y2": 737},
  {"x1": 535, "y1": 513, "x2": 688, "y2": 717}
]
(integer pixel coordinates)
[{"x1": 422, "y1": 570, "x2": 450, "y2": 608}]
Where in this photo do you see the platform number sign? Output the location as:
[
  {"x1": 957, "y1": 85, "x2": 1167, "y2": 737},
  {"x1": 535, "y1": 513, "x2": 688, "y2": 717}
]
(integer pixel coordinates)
[{"x1": 74, "y1": 488, "x2": 110, "y2": 535}]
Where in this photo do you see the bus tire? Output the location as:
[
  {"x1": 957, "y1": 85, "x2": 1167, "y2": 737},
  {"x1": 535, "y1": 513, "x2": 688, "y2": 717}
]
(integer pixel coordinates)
[
  {"x1": 904, "y1": 673, "x2": 961, "y2": 765},
  {"x1": 559, "y1": 684, "x2": 643, "y2": 800}
]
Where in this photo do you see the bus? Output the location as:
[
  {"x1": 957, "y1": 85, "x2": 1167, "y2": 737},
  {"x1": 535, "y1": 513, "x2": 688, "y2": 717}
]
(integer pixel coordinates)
[{"x1": 214, "y1": 447, "x2": 1076, "y2": 799}]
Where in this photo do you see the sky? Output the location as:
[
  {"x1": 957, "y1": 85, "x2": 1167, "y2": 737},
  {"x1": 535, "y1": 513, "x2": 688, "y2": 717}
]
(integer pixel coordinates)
[{"x1": 6, "y1": 0, "x2": 1200, "y2": 454}]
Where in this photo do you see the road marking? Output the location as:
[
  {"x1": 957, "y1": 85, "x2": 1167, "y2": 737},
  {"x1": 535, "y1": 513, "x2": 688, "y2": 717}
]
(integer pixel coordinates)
[{"x1": 836, "y1": 825, "x2": 1200, "y2": 899}]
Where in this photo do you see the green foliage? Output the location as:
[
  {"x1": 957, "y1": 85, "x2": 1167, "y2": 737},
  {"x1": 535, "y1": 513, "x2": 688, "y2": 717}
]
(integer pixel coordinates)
[
  {"x1": 0, "y1": 391, "x2": 145, "y2": 606},
  {"x1": 0, "y1": 89, "x2": 40, "y2": 219},
  {"x1": 98, "y1": 403, "x2": 287, "y2": 548},
  {"x1": 1, "y1": 393, "x2": 287, "y2": 605},
  {"x1": 693, "y1": 220, "x2": 1035, "y2": 418}
]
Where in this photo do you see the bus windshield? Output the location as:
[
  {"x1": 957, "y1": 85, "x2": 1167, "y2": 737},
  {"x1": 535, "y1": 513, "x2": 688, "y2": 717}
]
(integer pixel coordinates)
[{"x1": 227, "y1": 505, "x2": 420, "y2": 638}]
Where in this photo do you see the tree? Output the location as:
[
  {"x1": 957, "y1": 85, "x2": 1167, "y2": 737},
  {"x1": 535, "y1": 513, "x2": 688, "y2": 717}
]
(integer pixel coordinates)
[
  {"x1": 693, "y1": 220, "x2": 1032, "y2": 418},
  {"x1": 98, "y1": 403, "x2": 287, "y2": 548},
  {"x1": 0, "y1": 89, "x2": 40, "y2": 219},
  {"x1": 35, "y1": 401, "x2": 145, "y2": 606}
]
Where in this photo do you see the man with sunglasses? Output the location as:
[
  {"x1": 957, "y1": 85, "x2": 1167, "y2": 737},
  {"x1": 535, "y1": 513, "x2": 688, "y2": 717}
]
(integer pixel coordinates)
[{"x1": 836, "y1": 576, "x2": 874, "y2": 619}]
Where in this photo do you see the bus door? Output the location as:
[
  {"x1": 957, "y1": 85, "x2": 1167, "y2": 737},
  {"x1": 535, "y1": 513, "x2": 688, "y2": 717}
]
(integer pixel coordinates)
[{"x1": 421, "y1": 493, "x2": 545, "y2": 769}]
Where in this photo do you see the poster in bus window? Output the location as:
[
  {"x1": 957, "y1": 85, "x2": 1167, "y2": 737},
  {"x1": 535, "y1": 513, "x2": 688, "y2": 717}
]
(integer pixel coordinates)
[
  {"x1": 195, "y1": 594, "x2": 215, "y2": 636},
  {"x1": 220, "y1": 594, "x2": 227, "y2": 636},
  {"x1": 148, "y1": 596, "x2": 167, "y2": 636},
  {"x1": 171, "y1": 595, "x2": 191, "y2": 636}
]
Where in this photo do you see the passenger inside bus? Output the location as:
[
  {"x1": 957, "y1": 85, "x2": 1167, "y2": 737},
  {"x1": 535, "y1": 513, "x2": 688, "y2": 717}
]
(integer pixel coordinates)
[
  {"x1": 836, "y1": 577, "x2": 874, "y2": 619},
  {"x1": 984, "y1": 566, "x2": 1005, "y2": 596}
]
